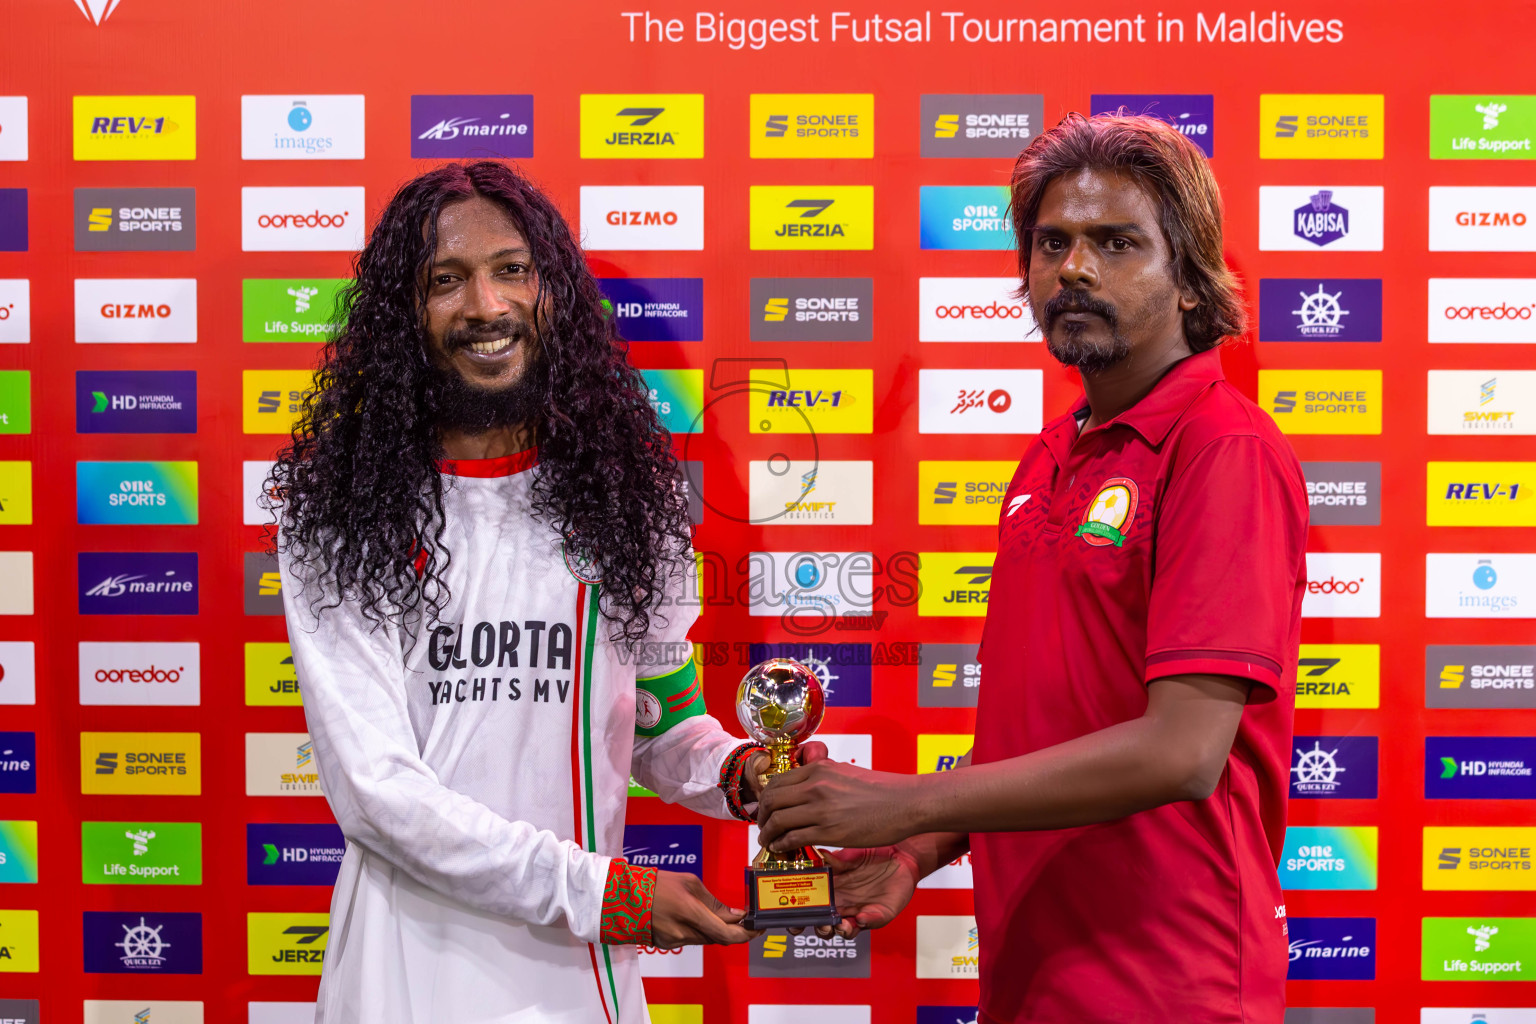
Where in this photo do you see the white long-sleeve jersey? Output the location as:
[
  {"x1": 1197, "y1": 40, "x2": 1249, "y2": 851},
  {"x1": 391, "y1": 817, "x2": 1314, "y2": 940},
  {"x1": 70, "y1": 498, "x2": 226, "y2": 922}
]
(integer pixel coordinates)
[{"x1": 279, "y1": 449, "x2": 744, "y2": 1024}]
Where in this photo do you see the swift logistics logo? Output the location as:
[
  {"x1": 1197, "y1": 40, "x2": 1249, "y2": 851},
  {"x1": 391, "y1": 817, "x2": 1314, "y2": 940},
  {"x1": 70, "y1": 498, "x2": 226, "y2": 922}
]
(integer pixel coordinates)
[
  {"x1": 598, "y1": 278, "x2": 703, "y2": 341},
  {"x1": 248, "y1": 912, "x2": 328, "y2": 975},
  {"x1": 749, "y1": 186, "x2": 874, "y2": 250},
  {"x1": 241, "y1": 95, "x2": 365, "y2": 160},
  {"x1": 1423, "y1": 917, "x2": 1536, "y2": 981},
  {"x1": 411, "y1": 95, "x2": 532, "y2": 159},
  {"x1": 1286, "y1": 917, "x2": 1376, "y2": 980},
  {"x1": 245, "y1": 641, "x2": 300, "y2": 706},
  {"x1": 243, "y1": 369, "x2": 315, "y2": 434},
  {"x1": 80, "y1": 821, "x2": 202, "y2": 885},
  {"x1": 918, "y1": 461, "x2": 1016, "y2": 525},
  {"x1": 78, "y1": 552, "x2": 197, "y2": 616},
  {"x1": 917, "y1": 553, "x2": 995, "y2": 617},
  {"x1": 0, "y1": 732, "x2": 35, "y2": 794},
  {"x1": 750, "y1": 93, "x2": 873, "y2": 158},
  {"x1": 74, "y1": 277, "x2": 197, "y2": 343},
  {"x1": 581, "y1": 95, "x2": 704, "y2": 158},
  {"x1": 0, "y1": 909, "x2": 38, "y2": 973},
  {"x1": 242, "y1": 278, "x2": 347, "y2": 342},
  {"x1": 640, "y1": 369, "x2": 703, "y2": 434},
  {"x1": 747, "y1": 368, "x2": 873, "y2": 434},
  {"x1": 1426, "y1": 553, "x2": 1536, "y2": 619},
  {"x1": 1431, "y1": 187, "x2": 1536, "y2": 251},
  {"x1": 923, "y1": 94, "x2": 1044, "y2": 157},
  {"x1": 1278, "y1": 826, "x2": 1379, "y2": 890},
  {"x1": 0, "y1": 820, "x2": 38, "y2": 883},
  {"x1": 245, "y1": 733, "x2": 321, "y2": 796},
  {"x1": 247, "y1": 823, "x2": 346, "y2": 886},
  {"x1": 78, "y1": 641, "x2": 200, "y2": 707},
  {"x1": 1301, "y1": 462, "x2": 1381, "y2": 526},
  {"x1": 1259, "y1": 369, "x2": 1382, "y2": 434},
  {"x1": 83, "y1": 911, "x2": 202, "y2": 974},
  {"x1": 80, "y1": 732, "x2": 200, "y2": 796},
  {"x1": 1259, "y1": 186, "x2": 1384, "y2": 251},
  {"x1": 1294, "y1": 643, "x2": 1380, "y2": 707},
  {"x1": 1426, "y1": 462, "x2": 1536, "y2": 526},
  {"x1": 622, "y1": 824, "x2": 703, "y2": 877},
  {"x1": 242, "y1": 186, "x2": 364, "y2": 252},
  {"x1": 1429, "y1": 278, "x2": 1536, "y2": 343},
  {"x1": 0, "y1": 97, "x2": 28, "y2": 162},
  {"x1": 750, "y1": 278, "x2": 873, "y2": 342},
  {"x1": 916, "y1": 915, "x2": 979, "y2": 978},
  {"x1": 918, "y1": 277, "x2": 1036, "y2": 342},
  {"x1": 76, "y1": 461, "x2": 198, "y2": 525},
  {"x1": 918, "y1": 644, "x2": 981, "y2": 708},
  {"x1": 74, "y1": 187, "x2": 194, "y2": 252},
  {"x1": 747, "y1": 460, "x2": 874, "y2": 525},
  {"x1": 1425, "y1": 827, "x2": 1536, "y2": 890},
  {"x1": 1290, "y1": 736, "x2": 1379, "y2": 799},
  {"x1": 581, "y1": 185, "x2": 704, "y2": 251},
  {"x1": 0, "y1": 191, "x2": 23, "y2": 252},
  {"x1": 73, "y1": 96, "x2": 196, "y2": 160},
  {"x1": 749, "y1": 930, "x2": 870, "y2": 979},
  {"x1": 1092, "y1": 93, "x2": 1214, "y2": 156},
  {"x1": 1260, "y1": 94, "x2": 1383, "y2": 159},
  {"x1": 76, "y1": 371, "x2": 196, "y2": 433},
  {"x1": 1427, "y1": 644, "x2": 1536, "y2": 709},
  {"x1": 0, "y1": 641, "x2": 35, "y2": 706},
  {"x1": 83, "y1": 1003, "x2": 204, "y2": 1024},
  {"x1": 1427, "y1": 737, "x2": 1536, "y2": 799},
  {"x1": 1258, "y1": 279, "x2": 1382, "y2": 341},
  {"x1": 1428, "y1": 371, "x2": 1536, "y2": 434},
  {"x1": 0, "y1": 552, "x2": 31, "y2": 615},
  {"x1": 0, "y1": 278, "x2": 29, "y2": 342},
  {"x1": 748, "y1": 643, "x2": 873, "y2": 707},
  {"x1": 919, "y1": 186, "x2": 1013, "y2": 250},
  {"x1": 918, "y1": 369, "x2": 1043, "y2": 434},
  {"x1": 1432, "y1": 95, "x2": 1536, "y2": 159}
]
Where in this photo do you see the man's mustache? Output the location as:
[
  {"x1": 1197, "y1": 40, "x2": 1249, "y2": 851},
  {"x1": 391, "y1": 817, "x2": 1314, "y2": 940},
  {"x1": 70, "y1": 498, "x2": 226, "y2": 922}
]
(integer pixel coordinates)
[
  {"x1": 442, "y1": 315, "x2": 533, "y2": 350},
  {"x1": 1041, "y1": 290, "x2": 1119, "y2": 331}
]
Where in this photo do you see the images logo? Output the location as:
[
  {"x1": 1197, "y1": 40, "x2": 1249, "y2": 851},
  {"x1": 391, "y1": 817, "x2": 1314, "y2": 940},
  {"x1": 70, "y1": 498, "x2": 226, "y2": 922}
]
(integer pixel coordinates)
[
  {"x1": 247, "y1": 912, "x2": 328, "y2": 975},
  {"x1": 80, "y1": 732, "x2": 200, "y2": 796},
  {"x1": 1429, "y1": 371, "x2": 1535, "y2": 435},
  {"x1": 919, "y1": 186, "x2": 1013, "y2": 250},
  {"x1": 0, "y1": 909, "x2": 38, "y2": 972},
  {"x1": 1259, "y1": 94, "x2": 1383, "y2": 159},
  {"x1": 581, "y1": 185, "x2": 704, "y2": 251},
  {"x1": 1091, "y1": 93, "x2": 1214, "y2": 156},
  {"x1": 1427, "y1": 461, "x2": 1536, "y2": 526},
  {"x1": 581, "y1": 94, "x2": 703, "y2": 158},
  {"x1": 0, "y1": 97, "x2": 28, "y2": 162},
  {"x1": 1422, "y1": 917, "x2": 1536, "y2": 980},
  {"x1": 76, "y1": 370, "x2": 195, "y2": 434},
  {"x1": 1427, "y1": 644, "x2": 1536, "y2": 709},
  {"x1": 623, "y1": 824, "x2": 703, "y2": 877},
  {"x1": 0, "y1": 191, "x2": 23, "y2": 252},
  {"x1": 79, "y1": 552, "x2": 196, "y2": 616},
  {"x1": 918, "y1": 368, "x2": 1043, "y2": 434},
  {"x1": 241, "y1": 95, "x2": 365, "y2": 160},
  {"x1": 1301, "y1": 462, "x2": 1381, "y2": 526},
  {"x1": 1431, "y1": 187, "x2": 1536, "y2": 251},
  {"x1": 243, "y1": 369, "x2": 314, "y2": 434},
  {"x1": 246, "y1": 733, "x2": 322, "y2": 796},
  {"x1": 750, "y1": 94, "x2": 872, "y2": 159},
  {"x1": 1259, "y1": 186, "x2": 1383, "y2": 251},
  {"x1": 1287, "y1": 917, "x2": 1375, "y2": 979},
  {"x1": 81, "y1": 821, "x2": 201, "y2": 885},
  {"x1": 0, "y1": 733, "x2": 35, "y2": 794},
  {"x1": 1291, "y1": 736, "x2": 1379, "y2": 799},
  {"x1": 923, "y1": 94, "x2": 1045, "y2": 157},
  {"x1": 919, "y1": 461, "x2": 1015, "y2": 525},
  {"x1": 1259, "y1": 369, "x2": 1382, "y2": 434},
  {"x1": 1426, "y1": 553, "x2": 1536, "y2": 619},
  {"x1": 0, "y1": 820, "x2": 38, "y2": 884},
  {"x1": 242, "y1": 278, "x2": 347, "y2": 343},
  {"x1": 916, "y1": 915, "x2": 979, "y2": 978},
  {"x1": 747, "y1": 368, "x2": 873, "y2": 434},
  {"x1": 747, "y1": 460, "x2": 873, "y2": 526},
  {"x1": 1258, "y1": 279, "x2": 1382, "y2": 342},
  {"x1": 1295, "y1": 643, "x2": 1380, "y2": 707},
  {"x1": 1278, "y1": 826, "x2": 1379, "y2": 890},
  {"x1": 83, "y1": 1002, "x2": 203, "y2": 1024},
  {"x1": 639, "y1": 369, "x2": 703, "y2": 435},
  {"x1": 73, "y1": 95, "x2": 196, "y2": 161},
  {"x1": 598, "y1": 278, "x2": 703, "y2": 341},
  {"x1": 74, "y1": 277, "x2": 197, "y2": 343},
  {"x1": 918, "y1": 278, "x2": 1036, "y2": 342},
  {"x1": 1424, "y1": 827, "x2": 1536, "y2": 890},
  {"x1": 247, "y1": 823, "x2": 345, "y2": 886},
  {"x1": 749, "y1": 278, "x2": 873, "y2": 342},
  {"x1": 242, "y1": 186, "x2": 364, "y2": 252},
  {"x1": 1432, "y1": 95, "x2": 1536, "y2": 159},
  {"x1": 747, "y1": 643, "x2": 873, "y2": 707},
  {"x1": 78, "y1": 641, "x2": 199, "y2": 707},
  {"x1": 0, "y1": 279, "x2": 29, "y2": 343},
  {"x1": 748, "y1": 186, "x2": 874, "y2": 251},
  {"x1": 245, "y1": 642, "x2": 300, "y2": 706},
  {"x1": 76, "y1": 461, "x2": 198, "y2": 525},
  {"x1": 917, "y1": 553, "x2": 994, "y2": 618},
  {"x1": 1429, "y1": 278, "x2": 1536, "y2": 343},
  {"x1": 918, "y1": 643, "x2": 981, "y2": 709},
  {"x1": 745, "y1": 551, "x2": 876, "y2": 619},
  {"x1": 74, "y1": 187, "x2": 194, "y2": 252},
  {"x1": 1427, "y1": 737, "x2": 1536, "y2": 799},
  {"x1": 410, "y1": 95, "x2": 533, "y2": 159},
  {"x1": 83, "y1": 911, "x2": 202, "y2": 974}
]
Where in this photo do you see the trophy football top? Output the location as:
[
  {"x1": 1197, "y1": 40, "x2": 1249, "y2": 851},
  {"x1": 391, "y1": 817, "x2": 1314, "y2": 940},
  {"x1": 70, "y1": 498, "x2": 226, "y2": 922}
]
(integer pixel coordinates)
[{"x1": 735, "y1": 657, "x2": 825, "y2": 747}]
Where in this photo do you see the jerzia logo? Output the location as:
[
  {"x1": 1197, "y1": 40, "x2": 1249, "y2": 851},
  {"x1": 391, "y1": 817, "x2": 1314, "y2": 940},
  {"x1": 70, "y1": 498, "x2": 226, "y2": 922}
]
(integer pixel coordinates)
[
  {"x1": 581, "y1": 95, "x2": 702, "y2": 158},
  {"x1": 750, "y1": 186, "x2": 872, "y2": 250},
  {"x1": 247, "y1": 913, "x2": 329, "y2": 975}
]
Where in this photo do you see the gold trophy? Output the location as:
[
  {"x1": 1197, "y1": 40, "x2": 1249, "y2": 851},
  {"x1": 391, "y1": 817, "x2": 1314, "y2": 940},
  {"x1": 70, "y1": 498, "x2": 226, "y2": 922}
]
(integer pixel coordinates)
[{"x1": 736, "y1": 658, "x2": 840, "y2": 931}]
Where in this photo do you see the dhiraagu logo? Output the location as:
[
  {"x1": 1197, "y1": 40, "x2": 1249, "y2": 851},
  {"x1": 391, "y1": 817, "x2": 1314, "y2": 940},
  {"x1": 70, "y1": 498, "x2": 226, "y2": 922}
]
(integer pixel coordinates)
[
  {"x1": 242, "y1": 279, "x2": 347, "y2": 342},
  {"x1": 1432, "y1": 96, "x2": 1536, "y2": 159},
  {"x1": 76, "y1": 461, "x2": 197, "y2": 525},
  {"x1": 1278, "y1": 825, "x2": 1378, "y2": 890},
  {"x1": 0, "y1": 820, "x2": 38, "y2": 883},
  {"x1": 920, "y1": 186, "x2": 1014, "y2": 250},
  {"x1": 1422, "y1": 916, "x2": 1536, "y2": 979},
  {"x1": 917, "y1": 552, "x2": 995, "y2": 617},
  {"x1": 245, "y1": 642, "x2": 300, "y2": 706},
  {"x1": 639, "y1": 369, "x2": 703, "y2": 434},
  {"x1": 248, "y1": 911, "x2": 328, "y2": 975},
  {"x1": 747, "y1": 368, "x2": 872, "y2": 434},
  {"x1": 81, "y1": 821, "x2": 202, "y2": 885},
  {"x1": 748, "y1": 186, "x2": 874, "y2": 250}
]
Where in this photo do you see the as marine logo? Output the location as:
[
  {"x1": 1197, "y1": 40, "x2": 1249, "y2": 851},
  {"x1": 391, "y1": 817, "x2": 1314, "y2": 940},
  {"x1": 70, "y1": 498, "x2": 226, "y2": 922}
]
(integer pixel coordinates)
[{"x1": 1076, "y1": 478, "x2": 1138, "y2": 547}]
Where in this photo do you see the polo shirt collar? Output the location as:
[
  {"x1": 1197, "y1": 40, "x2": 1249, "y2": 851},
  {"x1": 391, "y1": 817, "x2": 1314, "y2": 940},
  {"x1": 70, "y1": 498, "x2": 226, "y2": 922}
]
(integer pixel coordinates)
[{"x1": 1045, "y1": 347, "x2": 1226, "y2": 460}]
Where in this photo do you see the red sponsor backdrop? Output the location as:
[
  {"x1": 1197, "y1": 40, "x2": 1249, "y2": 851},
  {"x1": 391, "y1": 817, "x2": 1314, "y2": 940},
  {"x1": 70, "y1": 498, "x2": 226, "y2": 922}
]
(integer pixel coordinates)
[{"x1": 0, "y1": 0, "x2": 1533, "y2": 1019}]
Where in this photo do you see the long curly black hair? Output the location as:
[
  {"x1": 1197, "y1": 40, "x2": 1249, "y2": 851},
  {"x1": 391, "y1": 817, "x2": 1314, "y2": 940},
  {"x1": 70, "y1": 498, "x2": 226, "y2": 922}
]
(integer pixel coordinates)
[{"x1": 269, "y1": 161, "x2": 691, "y2": 645}]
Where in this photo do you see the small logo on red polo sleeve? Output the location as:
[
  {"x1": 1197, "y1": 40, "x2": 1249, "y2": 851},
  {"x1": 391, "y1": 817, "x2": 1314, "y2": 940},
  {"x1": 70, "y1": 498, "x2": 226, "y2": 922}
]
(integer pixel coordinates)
[{"x1": 1075, "y1": 477, "x2": 1139, "y2": 547}]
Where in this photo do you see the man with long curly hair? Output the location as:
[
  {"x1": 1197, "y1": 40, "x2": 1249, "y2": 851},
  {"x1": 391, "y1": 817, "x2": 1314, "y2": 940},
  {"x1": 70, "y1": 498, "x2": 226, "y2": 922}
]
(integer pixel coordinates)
[{"x1": 270, "y1": 161, "x2": 768, "y2": 1023}]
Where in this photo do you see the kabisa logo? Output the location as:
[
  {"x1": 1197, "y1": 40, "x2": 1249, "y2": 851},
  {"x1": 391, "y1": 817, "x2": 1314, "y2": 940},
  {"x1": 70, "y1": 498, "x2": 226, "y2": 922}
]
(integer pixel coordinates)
[
  {"x1": 73, "y1": 0, "x2": 123, "y2": 24},
  {"x1": 1427, "y1": 553, "x2": 1536, "y2": 619},
  {"x1": 1427, "y1": 644, "x2": 1536, "y2": 709},
  {"x1": 750, "y1": 94, "x2": 873, "y2": 158},
  {"x1": 749, "y1": 185, "x2": 873, "y2": 250},
  {"x1": 1091, "y1": 94, "x2": 1215, "y2": 156},
  {"x1": 597, "y1": 278, "x2": 704, "y2": 342},
  {"x1": 246, "y1": 733, "x2": 322, "y2": 796},
  {"x1": 80, "y1": 732, "x2": 200, "y2": 796},
  {"x1": 750, "y1": 278, "x2": 873, "y2": 342},
  {"x1": 411, "y1": 95, "x2": 533, "y2": 159},
  {"x1": 240, "y1": 95, "x2": 365, "y2": 160},
  {"x1": 79, "y1": 552, "x2": 198, "y2": 616},
  {"x1": 78, "y1": 641, "x2": 200, "y2": 707},
  {"x1": 919, "y1": 461, "x2": 1015, "y2": 526},
  {"x1": 919, "y1": 185, "x2": 1014, "y2": 250},
  {"x1": 918, "y1": 643, "x2": 981, "y2": 709},
  {"x1": 1278, "y1": 826, "x2": 1380, "y2": 890},
  {"x1": 1258, "y1": 278, "x2": 1382, "y2": 342},
  {"x1": 247, "y1": 823, "x2": 346, "y2": 886},
  {"x1": 0, "y1": 732, "x2": 36, "y2": 794},
  {"x1": 76, "y1": 371, "x2": 195, "y2": 434},
  {"x1": 74, "y1": 277, "x2": 197, "y2": 344},
  {"x1": 245, "y1": 641, "x2": 300, "y2": 707},
  {"x1": 1301, "y1": 462, "x2": 1381, "y2": 526},
  {"x1": 1431, "y1": 187, "x2": 1536, "y2": 252},
  {"x1": 1259, "y1": 94, "x2": 1383, "y2": 159},
  {"x1": 1425, "y1": 826, "x2": 1536, "y2": 891},
  {"x1": 1259, "y1": 186, "x2": 1383, "y2": 251},
  {"x1": 1259, "y1": 369, "x2": 1382, "y2": 435},
  {"x1": 1421, "y1": 917, "x2": 1536, "y2": 981},
  {"x1": 1427, "y1": 737, "x2": 1536, "y2": 800},
  {"x1": 917, "y1": 553, "x2": 994, "y2": 618},
  {"x1": 1428, "y1": 371, "x2": 1536, "y2": 435},
  {"x1": 73, "y1": 96, "x2": 196, "y2": 161},
  {"x1": 749, "y1": 930, "x2": 870, "y2": 979},
  {"x1": 748, "y1": 643, "x2": 874, "y2": 707},
  {"x1": 918, "y1": 368, "x2": 1043, "y2": 434},
  {"x1": 623, "y1": 824, "x2": 703, "y2": 877},
  {"x1": 80, "y1": 820, "x2": 202, "y2": 885},
  {"x1": 1295, "y1": 190, "x2": 1348, "y2": 245},
  {"x1": 0, "y1": 279, "x2": 29, "y2": 342},
  {"x1": 580, "y1": 95, "x2": 703, "y2": 158},
  {"x1": 1291, "y1": 736, "x2": 1379, "y2": 799},
  {"x1": 74, "y1": 188, "x2": 195, "y2": 252},
  {"x1": 242, "y1": 278, "x2": 347, "y2": 343},
  {"x1": 247, "y1": 913, "x2": 328, "y2": 976},
  {"x1": 1427, "y1": 461, "x2": 1536, "y2": 527},
  {"x1": 918, "y1": 278, "x2": 1036, "y2": 343},
  {"x1": 242, "y1": 186, "x2": 364, "y2": 252},
  {"x1": 922, "y1": 94, "x2": 1045, "y2": 158},
  {"x1": 1429, "y1": 278, "x2": 1536, "y2": 344},
  {"x1": 581, "y1": 185, "x2": 704, "y2": 251},
  {"x1": 1286, "y1": 918, "x2": 1375, "y2": 979},
  {"x1": 83, "y1": 911, "x2": 202, "y2": 975},
  {"x1": 748, "y1": 368, "x2": 873, "y2": 434},
  {"x1": 76, "y1": 461, "x2": 198, "y2": 526},
  {"x1": 1432, "y1": 95, "x2": 1536, "y2": 159},
  {"x1": 1294, "y1": 643, "x2": 1381, "y2": 707},
  {"x1": 0, "y1": 191, "x2": 24, "y2": 253}
]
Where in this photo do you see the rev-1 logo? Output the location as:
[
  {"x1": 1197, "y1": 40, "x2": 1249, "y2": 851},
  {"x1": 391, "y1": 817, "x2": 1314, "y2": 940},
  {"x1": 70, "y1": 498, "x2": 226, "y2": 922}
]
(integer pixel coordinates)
[{"x1": 767, "y1": 389, "x2": 844, "y2": 408}]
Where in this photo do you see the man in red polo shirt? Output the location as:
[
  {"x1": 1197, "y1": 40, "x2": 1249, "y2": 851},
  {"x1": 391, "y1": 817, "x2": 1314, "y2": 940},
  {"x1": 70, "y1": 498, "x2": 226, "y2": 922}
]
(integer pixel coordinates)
[{"x1": 757, "y1": 112, "x2": 1308, "y2": 1023}]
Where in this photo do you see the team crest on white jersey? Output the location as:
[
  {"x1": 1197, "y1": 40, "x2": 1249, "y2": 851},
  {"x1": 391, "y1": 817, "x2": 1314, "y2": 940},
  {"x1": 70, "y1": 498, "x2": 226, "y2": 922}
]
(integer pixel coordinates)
[{"x1": 562, "y1": 538, "x2": 603, "y2": 584}]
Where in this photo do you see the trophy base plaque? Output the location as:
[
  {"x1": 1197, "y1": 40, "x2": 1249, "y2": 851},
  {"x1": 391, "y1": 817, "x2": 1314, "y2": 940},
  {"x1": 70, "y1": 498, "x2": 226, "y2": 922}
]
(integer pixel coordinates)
[{"x1": 741, "y1": 864, "x2": 840, "y2": 931}]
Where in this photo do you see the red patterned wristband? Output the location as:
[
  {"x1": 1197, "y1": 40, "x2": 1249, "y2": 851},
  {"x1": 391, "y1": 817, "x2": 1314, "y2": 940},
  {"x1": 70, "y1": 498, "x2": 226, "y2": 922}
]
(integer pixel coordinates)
[
  {"x1": 718, "y1": 741, "x2": 767, "y2": 822},
  {"x1": 599, "y1": 858, "x2": 657, "y2": 945}
]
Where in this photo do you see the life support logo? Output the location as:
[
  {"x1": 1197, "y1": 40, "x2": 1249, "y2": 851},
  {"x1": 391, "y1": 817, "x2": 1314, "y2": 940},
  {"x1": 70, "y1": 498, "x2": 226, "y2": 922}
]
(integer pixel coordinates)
[{"x1": 1076, "y1": 477, "x2": 1138, "y2": 547}]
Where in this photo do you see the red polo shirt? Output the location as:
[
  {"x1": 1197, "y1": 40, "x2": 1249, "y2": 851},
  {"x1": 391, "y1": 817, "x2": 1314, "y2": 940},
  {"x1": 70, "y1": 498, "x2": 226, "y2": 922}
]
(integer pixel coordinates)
[{"x1": 971, "y1": 347, "x2": 1308, "y2": 1024}]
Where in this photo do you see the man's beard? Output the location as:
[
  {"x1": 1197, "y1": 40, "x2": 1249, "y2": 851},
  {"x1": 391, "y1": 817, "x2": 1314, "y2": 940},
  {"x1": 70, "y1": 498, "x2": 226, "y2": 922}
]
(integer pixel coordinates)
[
  {"x1": 1039, "y1": 289, "x2": 1132, "y2": 375},
  {"x1": 425, "y1": 320, "x2": 548, "y2": 432}
]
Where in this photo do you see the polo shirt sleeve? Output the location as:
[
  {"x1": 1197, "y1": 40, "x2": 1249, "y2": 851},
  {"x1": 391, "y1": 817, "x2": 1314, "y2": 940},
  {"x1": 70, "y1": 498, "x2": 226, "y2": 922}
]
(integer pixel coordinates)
[{"x1": 1144, "y1": 433, "x2": 1306, "y2": 700}]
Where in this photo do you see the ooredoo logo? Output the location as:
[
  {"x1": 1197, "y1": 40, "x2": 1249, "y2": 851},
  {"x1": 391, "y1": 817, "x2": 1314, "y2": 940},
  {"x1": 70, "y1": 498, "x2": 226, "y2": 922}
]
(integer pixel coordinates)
[
  {"x1": 1430, "y1": 279, "x2": 1536, "y2": 343},
  {"x1": 1431, "y1": 187, "x2": 1536, "y2": 252},
  {"x1": 919, "y1": 278, "x2": 1036, "y2": 342},
  {"x1": 580, "y1": 185, "x2": 703, "y2": 251},
  {"x1": 79, "y1": 642, "x2": 199, "y2": 707},
  {"x1": 242, "y1": 187, "x2": 365, "y2": 252},
  {"x1": 1302, "y1": 552, "x2": 1381, "y2": 618}
]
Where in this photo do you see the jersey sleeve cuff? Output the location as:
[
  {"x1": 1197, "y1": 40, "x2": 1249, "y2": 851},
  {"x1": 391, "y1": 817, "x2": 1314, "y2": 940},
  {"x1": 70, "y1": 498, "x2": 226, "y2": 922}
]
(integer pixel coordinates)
[
  {"x1": 718, "y1": 741, "x2": 767, "y2": 822},
  {"x1": 1145, "y1": 649, "x2": 1282, "y2": 701},
  {"x1": 636, "y1": 656, "x2": 707, "y2": 737},
  {"x1": 599, "y1": 859, "x2": 657, "y2": 945}
]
